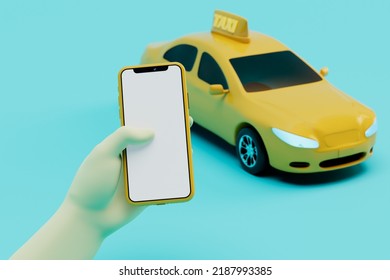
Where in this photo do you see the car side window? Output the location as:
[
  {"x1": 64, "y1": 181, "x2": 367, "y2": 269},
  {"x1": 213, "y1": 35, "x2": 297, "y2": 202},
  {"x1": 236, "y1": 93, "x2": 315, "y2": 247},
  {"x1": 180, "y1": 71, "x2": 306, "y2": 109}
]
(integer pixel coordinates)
[
  {"x1": 163, "y1": 44, "x2": 198, "y2": 71},
  {"x1": 198, "y1": 52, "x2": 228, "y2": 89}
]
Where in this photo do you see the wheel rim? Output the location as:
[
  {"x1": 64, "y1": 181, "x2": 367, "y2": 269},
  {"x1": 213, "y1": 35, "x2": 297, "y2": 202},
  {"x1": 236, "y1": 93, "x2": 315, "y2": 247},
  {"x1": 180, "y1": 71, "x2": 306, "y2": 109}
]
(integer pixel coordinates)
[{"x1": 238, "y1": 135, "x2": 258, "y2": 168}]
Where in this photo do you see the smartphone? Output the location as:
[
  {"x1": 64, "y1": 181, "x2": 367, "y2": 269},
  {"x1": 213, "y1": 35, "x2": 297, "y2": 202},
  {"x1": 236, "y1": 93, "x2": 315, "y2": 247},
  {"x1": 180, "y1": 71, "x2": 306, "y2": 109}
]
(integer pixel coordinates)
[{"x1": 118, "y1": 63, "x2": 194, "y2": 205}]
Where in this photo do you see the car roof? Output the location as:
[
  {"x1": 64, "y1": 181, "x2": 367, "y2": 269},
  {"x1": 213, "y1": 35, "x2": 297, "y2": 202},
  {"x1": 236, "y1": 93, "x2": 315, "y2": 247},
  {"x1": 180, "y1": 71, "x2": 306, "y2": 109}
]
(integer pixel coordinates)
[{"x1": 177, "y1": 31, "x2": 290, "y2": 60}]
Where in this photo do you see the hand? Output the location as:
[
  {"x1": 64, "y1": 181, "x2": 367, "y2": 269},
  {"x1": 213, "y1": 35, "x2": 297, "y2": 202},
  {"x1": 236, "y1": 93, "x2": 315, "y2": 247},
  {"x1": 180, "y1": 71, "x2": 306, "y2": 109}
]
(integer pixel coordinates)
[
  {"x1": 11, "y1": 126, "x2": 154, "y2": 259},
  {"x1": 66, "y1": 126, "x2": 154, "y2": 237}
]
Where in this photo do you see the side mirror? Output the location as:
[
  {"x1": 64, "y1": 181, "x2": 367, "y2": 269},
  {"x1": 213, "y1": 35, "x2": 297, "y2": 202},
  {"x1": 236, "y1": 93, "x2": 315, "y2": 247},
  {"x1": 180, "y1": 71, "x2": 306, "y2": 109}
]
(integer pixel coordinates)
[
  {"x1": 320, "y1": 67, "x2": 329, "y2": 77},
  {"x1": 209, "y1": 84, "x2": 229, "y2": 95}
]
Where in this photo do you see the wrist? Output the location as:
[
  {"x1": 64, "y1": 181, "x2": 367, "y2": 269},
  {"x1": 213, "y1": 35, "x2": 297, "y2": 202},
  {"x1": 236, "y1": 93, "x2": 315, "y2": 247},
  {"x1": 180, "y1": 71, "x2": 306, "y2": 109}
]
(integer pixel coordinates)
[
  {"x1": 44, "y1": 198, "x2": 106, "y2": 259},
  {"x1": 60, "y1": 196, "x2": 107, "y2": 241},
  {"x1": 10, "y1": 198, "x2": 105, "y2": 260}
]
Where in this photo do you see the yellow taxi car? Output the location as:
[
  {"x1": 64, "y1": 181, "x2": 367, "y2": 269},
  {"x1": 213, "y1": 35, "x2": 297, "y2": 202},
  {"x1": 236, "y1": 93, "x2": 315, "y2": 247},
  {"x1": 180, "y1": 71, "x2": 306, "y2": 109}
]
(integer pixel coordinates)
[{"x1": 141, "y1": 10, "x2": 377, "y2": 174}]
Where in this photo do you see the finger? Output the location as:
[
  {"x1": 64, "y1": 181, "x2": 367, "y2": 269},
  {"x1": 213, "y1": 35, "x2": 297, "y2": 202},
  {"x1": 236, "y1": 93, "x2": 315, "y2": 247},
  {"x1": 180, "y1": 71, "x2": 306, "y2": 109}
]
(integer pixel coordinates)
[
  {"x1": 99, "y1": 126, "x2": 154, "y2": 156},
  {"x1": 189, "y1": 116, "x2": 194, "y2": 128}
]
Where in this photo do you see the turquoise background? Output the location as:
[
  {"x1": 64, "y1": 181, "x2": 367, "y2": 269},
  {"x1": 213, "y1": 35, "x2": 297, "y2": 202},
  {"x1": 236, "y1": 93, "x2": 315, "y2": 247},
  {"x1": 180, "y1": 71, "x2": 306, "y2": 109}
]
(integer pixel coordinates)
[{"x1": 1, "y1": 0, "x2": 389, "y2": 259}]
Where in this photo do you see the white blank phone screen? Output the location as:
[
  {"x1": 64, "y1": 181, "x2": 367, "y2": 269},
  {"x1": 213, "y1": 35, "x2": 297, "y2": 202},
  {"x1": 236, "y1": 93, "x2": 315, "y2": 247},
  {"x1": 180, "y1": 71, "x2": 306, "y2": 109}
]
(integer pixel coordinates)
[{"x1": 121, "y1": 65, "x2": 191, "y2": 202}]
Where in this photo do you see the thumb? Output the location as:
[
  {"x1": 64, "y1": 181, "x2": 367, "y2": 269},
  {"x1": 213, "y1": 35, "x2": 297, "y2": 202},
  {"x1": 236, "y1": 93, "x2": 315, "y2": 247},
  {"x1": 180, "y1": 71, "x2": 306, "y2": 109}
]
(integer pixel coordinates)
[{"x1": 98, "y1": 126, "x2": 154, "y2": 156}]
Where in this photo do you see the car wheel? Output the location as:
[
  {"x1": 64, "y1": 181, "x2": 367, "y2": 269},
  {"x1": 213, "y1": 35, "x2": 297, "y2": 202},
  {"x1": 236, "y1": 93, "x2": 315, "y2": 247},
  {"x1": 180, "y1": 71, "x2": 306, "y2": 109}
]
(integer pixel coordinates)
[{"x1": 236, "y1": 128, "x2": 269, "y2": 175}]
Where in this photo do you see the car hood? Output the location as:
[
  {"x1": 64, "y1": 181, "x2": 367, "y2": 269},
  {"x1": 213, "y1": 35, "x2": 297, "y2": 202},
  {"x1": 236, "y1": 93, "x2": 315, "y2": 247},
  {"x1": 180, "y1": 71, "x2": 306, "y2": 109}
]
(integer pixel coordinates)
[{"x1": 247, "y1": 81, "x2": 374, "y2": 138}]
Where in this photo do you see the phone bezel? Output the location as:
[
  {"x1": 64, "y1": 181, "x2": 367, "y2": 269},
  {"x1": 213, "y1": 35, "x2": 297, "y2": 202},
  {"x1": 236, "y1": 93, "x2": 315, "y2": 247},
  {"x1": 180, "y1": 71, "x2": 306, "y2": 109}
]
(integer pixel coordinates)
[{"x1": 118, "y1": 62, "x2": 194, "y2": 205}]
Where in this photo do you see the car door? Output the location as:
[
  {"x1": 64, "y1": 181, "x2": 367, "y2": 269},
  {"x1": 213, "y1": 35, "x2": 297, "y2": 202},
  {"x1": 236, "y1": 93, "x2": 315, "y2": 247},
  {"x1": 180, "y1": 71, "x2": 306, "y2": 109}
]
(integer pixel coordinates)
[
  {"x1": 163, "y1": 45, "x2": 238, "y2": 142},
  {"x1": 187, "y1": 51, "x2": 232, "y2": 137}
]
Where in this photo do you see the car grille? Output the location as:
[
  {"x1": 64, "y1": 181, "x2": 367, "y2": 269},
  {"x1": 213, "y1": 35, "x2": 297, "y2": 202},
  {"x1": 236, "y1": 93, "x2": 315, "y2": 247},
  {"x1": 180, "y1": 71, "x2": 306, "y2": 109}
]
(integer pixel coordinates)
[{"x1": 319, "y1": 152, "x2": 366, "y2": 168}]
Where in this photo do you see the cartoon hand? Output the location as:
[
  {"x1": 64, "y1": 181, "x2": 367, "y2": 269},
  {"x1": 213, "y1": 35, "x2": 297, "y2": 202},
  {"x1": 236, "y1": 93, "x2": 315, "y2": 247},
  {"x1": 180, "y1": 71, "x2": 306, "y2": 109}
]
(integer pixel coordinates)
[
  {"x1": 11, "y1": 126, "x2": 154, "y2": 259},
  {"x1": 66, "y1": 126, "x2": 154, "y2": 236}
]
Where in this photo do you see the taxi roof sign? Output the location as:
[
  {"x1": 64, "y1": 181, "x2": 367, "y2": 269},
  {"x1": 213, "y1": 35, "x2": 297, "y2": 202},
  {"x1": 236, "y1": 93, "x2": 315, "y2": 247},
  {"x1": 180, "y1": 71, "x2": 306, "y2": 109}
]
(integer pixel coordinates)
[{"x1": 211, "y1": 10, "x2": 250, "y2": 43}]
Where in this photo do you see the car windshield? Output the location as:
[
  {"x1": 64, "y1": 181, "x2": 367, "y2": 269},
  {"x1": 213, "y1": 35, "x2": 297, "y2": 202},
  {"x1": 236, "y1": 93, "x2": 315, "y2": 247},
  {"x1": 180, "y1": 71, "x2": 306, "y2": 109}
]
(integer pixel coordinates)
[{"x1": 230, "y1": 51, "x2": 322, "y2": 92}]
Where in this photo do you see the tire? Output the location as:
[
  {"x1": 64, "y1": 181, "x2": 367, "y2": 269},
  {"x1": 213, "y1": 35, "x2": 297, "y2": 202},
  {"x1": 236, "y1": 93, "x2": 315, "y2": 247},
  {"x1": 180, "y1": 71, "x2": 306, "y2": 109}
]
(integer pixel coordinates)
[{"x1": 236, "y1": 128, "x2": 269, "y2": 175}]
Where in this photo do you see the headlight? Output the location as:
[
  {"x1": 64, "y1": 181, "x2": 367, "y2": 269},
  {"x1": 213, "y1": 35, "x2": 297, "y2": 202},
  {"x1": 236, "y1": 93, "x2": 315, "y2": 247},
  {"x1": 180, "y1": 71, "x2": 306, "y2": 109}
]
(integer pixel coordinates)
[
  {"x1": 272, "y1": 128, "x2": 319, "y2": 149},
  {"x1": 365, "y1": 119, "x2": 377, "y2": 138}
]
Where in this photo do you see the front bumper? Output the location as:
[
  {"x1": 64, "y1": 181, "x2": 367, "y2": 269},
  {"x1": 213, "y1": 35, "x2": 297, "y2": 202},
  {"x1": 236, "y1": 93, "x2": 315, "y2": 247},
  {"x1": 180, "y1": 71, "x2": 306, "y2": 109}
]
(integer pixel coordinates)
[{"x1": 266, "y1": 133, "x2": 376, "y2": 173}]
